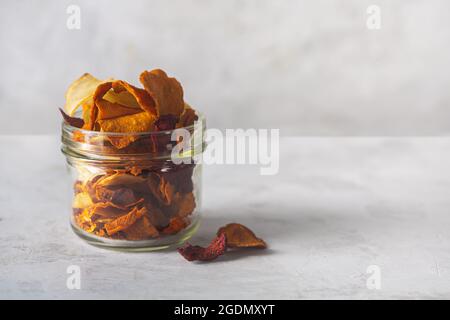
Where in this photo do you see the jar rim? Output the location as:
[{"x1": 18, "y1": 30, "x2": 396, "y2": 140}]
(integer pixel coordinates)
[
  {"x1": 61, "y1": 112, "x2": 206, "y2": 163},
  {"x1": 62, "y1": 111, "x2": 204, "y2": 137}
]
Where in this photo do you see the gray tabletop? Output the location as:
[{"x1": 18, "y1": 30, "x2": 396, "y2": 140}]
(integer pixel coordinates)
[{"x1": 1, "y1": 135, "x2": 449, "y2": 299}]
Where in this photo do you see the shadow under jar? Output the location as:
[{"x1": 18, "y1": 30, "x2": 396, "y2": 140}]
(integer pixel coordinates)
[{"x1": 61, "y1": 115, "x2": 205, "y2": 251}]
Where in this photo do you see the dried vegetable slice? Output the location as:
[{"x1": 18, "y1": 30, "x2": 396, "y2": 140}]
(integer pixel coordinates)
[
  {"x1": 89, "y1": 202, "x2": 130, "y2": 219},
  {"x1": 64, "y1": 73, "x2": 104, "y2": 116},
  {"x1": 96, "y1": 99, "x2": 142, "y2": 120},
  {"x1": 95, "y1": 186, "x2": 141, "y2": 208},
  {"x1": 72, "y1": 192, "x2": 93, "y2": 209},
  {"x1": 172, "y1": 193, "x2": 196, "y2": 218},
  {"x1": 217, "y1": 223, "x2": 267, "y2": 249},
  {"x1": 124, "y1": 216, "x2": 159, "y2": 240},
  {"x1": 104, "y1": 206, "x2": 147, "y2": 235},
  {"x1": 162, "y1": 217, "x2": 189, "y2": 235},
  {"x1": 89, "y1": 80, "x2": 157, "y2": 130},
  {"x1": 178, "y1": 233, "x2": 227, "y2": 262},
  {"x1": 176, "y1": 104, "x2": 198, "y2": 128},
  {"x1": 96, "y1": 111, "x2": 154, "y2": 133},
  {"x1": 96, "y1": 112, "x2": 155, "y2": 149},
  {"x1": 139, "y1": 69, "x2": 184, "y2": 119}
]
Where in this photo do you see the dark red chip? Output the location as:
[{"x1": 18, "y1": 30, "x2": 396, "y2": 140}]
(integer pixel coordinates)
[{"x1": 178, "y1": 233, "x2": 227, "y2": 262}]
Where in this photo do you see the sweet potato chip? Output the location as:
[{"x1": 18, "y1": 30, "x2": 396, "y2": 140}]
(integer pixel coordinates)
[
  {"x1": 72, "y1": 130, "x2": 85, "y2": 143},
  {"x1": 178, "y1": 233, "x2": 226, "y2": 262},
  {"x1": 159, "y1": 178, "x2": 176, "y2": 205},
  {"x1": 177, "y1": 104, "x2": 198, "y2": 128},
  {"x1": 87, "y1": 80, "x2": 156, "y2": 133},
  {"x1": 88, "y1": 81, "x2": 112, "y2": 130},
  {"x1": 95, "y1": 186, "x2": 143, "y2": 208},
  {"x1": 74, "y1": 209, "x2": 97, "y2": 233},
  {"x1": 96, "y1": 99, "x2": 142, "y2": 120},
  {"x1": 96, "y1": 111, "x2": 154, "y2": 133},
  {"x1": 173, "y1": 192, "x2": 196, "y2": 218},
  {"x1": 217, "y1": 223, "x2": 267, "y2": 249},
  {"x1": 103, "y1": 89, "x2": 141, "y2": 109},
  {"x1": 123, "y1": 216, "x2": 159, "y2": 240},
  {"x1": 112, "y1": 80, "x2": 157, "y2": 116},
  {"x1": 89, "y1": 81, "x2": 157, "y2": 131},
  {"x1": 104, "y1": 206, "x2": 147, "y2": 235},
  {"x1": 162, "y1": 217, "x2": 189, "y2": 235},
  {"x1": 139, "y1": 69, "x2": 184, "y2": 118},
  {"x1": 81, "y1": 101, "x2": 93, "y2": 125},
  {"x1": 89, "y1": 202, "x2": 129, "y2": 219},
  {"x1": 95, "y1": 172, "x2": 147, "y2": 189},
  {"x1": 97, "y1": 112, "x2": 155, "y2": 148},
  {"x1": 144, "y1": 201, "x2": 170, "y2": 229}
]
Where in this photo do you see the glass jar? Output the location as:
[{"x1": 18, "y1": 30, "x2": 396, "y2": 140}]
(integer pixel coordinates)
[{"x1": 61, "y1": 115, "x2": 205, "y2": 251}]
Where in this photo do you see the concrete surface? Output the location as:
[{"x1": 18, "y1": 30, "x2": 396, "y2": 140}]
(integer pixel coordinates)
[{"x1": 1, "y1": 135, "x2": 449, "y2": 299}]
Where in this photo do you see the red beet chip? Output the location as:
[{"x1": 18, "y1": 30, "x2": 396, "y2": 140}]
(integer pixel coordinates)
[
  {"x1": 155, "y1": 114, "x2": 178, "y2": 131},
  {"x1": 59, "y1": 108, "x2": 85, "y2": 128},
  {"x1": 178, "y1": 233, "x2": 227, "y2": 262}
]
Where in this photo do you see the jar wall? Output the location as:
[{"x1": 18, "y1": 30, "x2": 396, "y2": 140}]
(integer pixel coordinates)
[{"x1": 67, "y1": 159, "x2": 202, "y2": 251}]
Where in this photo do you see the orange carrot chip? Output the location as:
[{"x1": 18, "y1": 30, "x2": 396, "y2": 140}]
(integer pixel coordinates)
[
  {"x1": 124, "y1": 216, "x2": 159, "y2": 240},
  {"x1": 96, "y1": 99, "x2": 142, "y2": 121},
  {"x1": 139, "y1": 69, "x2": 184, "y2": 118},
  {"x1": 90, "y1": 81, "x2": 157, "y2": 131},
  {"x1": 176, "y1": 104, "x2": 198, "y2": 128},
  {"x1": 94, "y1": 172, "x2": 147, "y2": 190},
  {"x1": 162, "y1": 217, "x2": 189, "y2": 235},
  {"x1": 95, "y1": 112, "x2": 155, "y2": 149},
  {"x1": 217, "y1": 223, "x2": 267, "y2": 249},
  {"x1": 173, "y1": 192, "x2": 196, "y2": 218},
  {"x1": 104, "y1": 206, "x2": 147, "y2": 235},
  {"x1": 89, "y1": 202, "x2": 129, "y2": 219},
  {"x1": 95, "y1": 186, "x2": 143, "y2": 208},
  {"x1": 111, "y1": 80, "x2": 157, "y2": 116}
]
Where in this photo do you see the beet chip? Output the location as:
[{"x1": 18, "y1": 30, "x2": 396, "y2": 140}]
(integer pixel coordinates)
[
  {"x1": 178, "y1": 233, "x2": 226, "y2": 262},
  {"x1": 59, "y1": 108, "x2": 84, "y2": 128},
  {"x1": 217, "y1": 223, "x2": 267, "y2": 249}
]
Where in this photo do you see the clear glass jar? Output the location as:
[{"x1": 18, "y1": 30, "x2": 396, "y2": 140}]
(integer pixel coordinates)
[{"x1": 61, "y1": 115, "x2": 205, "y2": 251}]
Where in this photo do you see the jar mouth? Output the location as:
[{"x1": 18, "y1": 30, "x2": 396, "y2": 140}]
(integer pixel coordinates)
[
  {"x1": 61, "y1": 112, "x2": 206, "y2": 163},
  {"x1": 62, "y1": 118, "x2": 200, "y2": 136}
]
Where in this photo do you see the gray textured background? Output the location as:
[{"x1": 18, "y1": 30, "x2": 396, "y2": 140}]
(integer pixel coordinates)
[{"x1": 1, "y1": 0, "x2": 449, "y2": 136}]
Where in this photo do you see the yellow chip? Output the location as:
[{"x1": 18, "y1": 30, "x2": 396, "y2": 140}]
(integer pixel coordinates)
[
  {"x1": 72, "y1": 192, "x2": 93, "y2": 209},
  {"x1": 64, "y1": 73, "x2": 104, "y2": 116},
  {"x1": 103, "y1": 90, "x2": 141, "y2": 109},
  {"x1": 96, "y1": 99, "x2": 142, "y2": 120}
]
